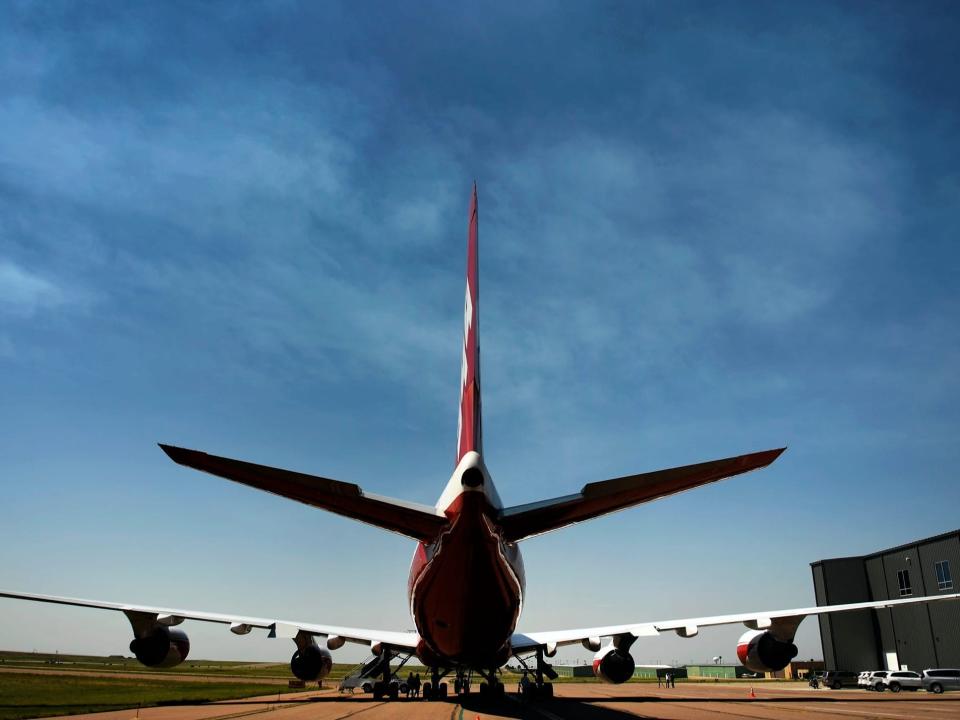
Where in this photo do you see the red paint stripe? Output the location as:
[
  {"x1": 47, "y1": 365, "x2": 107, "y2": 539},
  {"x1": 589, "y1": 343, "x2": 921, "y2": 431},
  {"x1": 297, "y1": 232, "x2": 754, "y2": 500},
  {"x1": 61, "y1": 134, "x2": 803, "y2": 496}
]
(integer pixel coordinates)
[{"x1": 457, "y1": 183, "x2": 482, "y2": 464}]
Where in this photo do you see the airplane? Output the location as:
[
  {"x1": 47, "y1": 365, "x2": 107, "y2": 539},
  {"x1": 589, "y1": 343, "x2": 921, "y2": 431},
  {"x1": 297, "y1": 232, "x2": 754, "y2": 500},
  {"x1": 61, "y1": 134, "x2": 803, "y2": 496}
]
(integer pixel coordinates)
[{"x1": 3, "y1": 184, "x2": 959, "y2": 701}]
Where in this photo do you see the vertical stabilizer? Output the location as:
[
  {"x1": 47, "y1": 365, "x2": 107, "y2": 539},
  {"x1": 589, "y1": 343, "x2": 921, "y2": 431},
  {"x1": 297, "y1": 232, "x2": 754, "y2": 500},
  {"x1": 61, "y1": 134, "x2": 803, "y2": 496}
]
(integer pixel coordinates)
[{"x1": 457, "y1": 184, "x2": 482, "y2": 465}]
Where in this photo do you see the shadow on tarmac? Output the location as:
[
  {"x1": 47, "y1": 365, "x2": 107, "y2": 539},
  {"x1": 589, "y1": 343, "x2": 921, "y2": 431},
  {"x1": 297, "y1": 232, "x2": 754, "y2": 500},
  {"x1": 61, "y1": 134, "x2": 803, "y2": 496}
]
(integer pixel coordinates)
[
  {"x1": 563, "y1": 694, "x2": 960, "y2": 704},
  {"x1": 7, "y1": 690, "x2": 956, "y2": 720}
]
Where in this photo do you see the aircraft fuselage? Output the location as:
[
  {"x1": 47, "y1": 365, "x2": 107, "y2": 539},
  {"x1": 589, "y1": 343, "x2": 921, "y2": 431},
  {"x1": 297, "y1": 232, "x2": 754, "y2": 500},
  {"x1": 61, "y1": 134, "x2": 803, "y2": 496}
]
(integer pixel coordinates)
[{"x1": 408, "y1": 487, "x2": 524, "y2": 669}]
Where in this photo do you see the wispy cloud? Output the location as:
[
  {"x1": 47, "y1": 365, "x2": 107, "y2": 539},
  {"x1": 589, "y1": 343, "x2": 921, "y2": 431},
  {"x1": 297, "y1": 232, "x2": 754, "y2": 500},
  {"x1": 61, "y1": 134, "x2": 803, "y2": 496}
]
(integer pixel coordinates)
[{"x1": 0, "y1": 260, "x2": 66, "y2": 317}]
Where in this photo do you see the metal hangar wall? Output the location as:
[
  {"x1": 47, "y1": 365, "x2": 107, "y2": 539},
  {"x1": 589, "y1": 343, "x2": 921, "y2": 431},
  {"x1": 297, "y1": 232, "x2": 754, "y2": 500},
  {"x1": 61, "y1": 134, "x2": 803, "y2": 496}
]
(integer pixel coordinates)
[{"x1": 811, "y1": 529, "x2": 960, "y2": 671}]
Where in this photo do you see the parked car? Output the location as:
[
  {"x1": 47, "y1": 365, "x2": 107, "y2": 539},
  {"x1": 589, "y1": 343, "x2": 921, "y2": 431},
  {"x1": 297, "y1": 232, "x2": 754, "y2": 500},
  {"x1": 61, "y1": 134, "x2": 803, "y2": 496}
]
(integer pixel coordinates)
[
  {"x1": 865, "y1": 671, "x2": 889, "y2": 691},
  {"x1": 857, "y1": 671, "x2": 873, "y2": 689},
  {"x1": 883, "y1": 671, "x2": 922, "y2": 692},
  {"x1": 921, "y1": 669, "x2": 960, "y2": 694},
  {"x1": 822, "y1": 670, "x2": 859, "y2": 689}
]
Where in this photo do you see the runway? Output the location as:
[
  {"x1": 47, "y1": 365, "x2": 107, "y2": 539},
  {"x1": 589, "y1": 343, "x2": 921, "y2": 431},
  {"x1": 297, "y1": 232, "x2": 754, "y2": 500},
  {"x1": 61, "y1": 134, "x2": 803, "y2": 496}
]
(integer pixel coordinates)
[{"x1": 34, "y1": 683, "x2": 960, "y2": 720}]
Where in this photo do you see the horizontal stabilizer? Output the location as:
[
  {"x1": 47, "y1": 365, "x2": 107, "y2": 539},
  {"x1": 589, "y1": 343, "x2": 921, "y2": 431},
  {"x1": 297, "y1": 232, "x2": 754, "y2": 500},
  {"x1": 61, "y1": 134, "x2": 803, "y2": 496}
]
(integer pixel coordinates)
[
  {"x1": 498, "y1": 448, "x2": 785, "y2": 542},
  {"x1": 159, "y1": 444, "x2": 448, "y2": 542}
]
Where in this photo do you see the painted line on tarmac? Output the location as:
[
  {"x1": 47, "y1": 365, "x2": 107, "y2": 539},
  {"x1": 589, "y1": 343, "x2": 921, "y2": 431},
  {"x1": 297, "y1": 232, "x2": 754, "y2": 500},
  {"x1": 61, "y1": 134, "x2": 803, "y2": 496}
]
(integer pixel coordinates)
[
  {"x1": 776, "y1": 704, "x2": 948, "y2": 720},
  {"x1": 203, "y1": 707, "x2": 280, "y2": 720},
  {"x1": 210, "y1": 696, "x2": 388, "y2": 720},
  {"x1": 200, "y1": 692, "x2": 341, "y2": 720},
  {"x1": 676, "y1": 694, "x2": 941, "y2": 720},
  {"x1": 329, "y1": 701, "x2": 391, "y2": 720},
  {"x1": 689, "y1": 697, "x2": 946, "y2": 720}
]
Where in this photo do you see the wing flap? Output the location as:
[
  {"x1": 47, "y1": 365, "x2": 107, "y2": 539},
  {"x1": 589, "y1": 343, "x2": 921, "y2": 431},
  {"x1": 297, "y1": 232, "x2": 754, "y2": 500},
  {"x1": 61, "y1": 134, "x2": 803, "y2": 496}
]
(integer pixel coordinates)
[
  {"x1": 159, "y1": 444, "x2": 447, "y2": 542},
  {"x1": 499, "y1": 448, "x2": 785, "y2": 542}
]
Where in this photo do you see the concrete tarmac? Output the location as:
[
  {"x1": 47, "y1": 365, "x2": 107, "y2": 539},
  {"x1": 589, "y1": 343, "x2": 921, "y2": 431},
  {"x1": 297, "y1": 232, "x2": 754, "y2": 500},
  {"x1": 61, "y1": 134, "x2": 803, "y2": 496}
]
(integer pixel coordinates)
[{"x1": 36, "y1": 682, "x2": 960, "y2": 720}]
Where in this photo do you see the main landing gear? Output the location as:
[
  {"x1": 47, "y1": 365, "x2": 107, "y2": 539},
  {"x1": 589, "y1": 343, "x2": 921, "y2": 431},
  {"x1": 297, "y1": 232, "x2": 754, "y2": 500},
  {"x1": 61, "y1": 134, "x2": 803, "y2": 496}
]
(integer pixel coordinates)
[
  {"x1": 475, "y1": 668, "x2": 505, "y2": 699},
  {"x1": 517, "y1": 648, "x2": 557, "y2": 700},
  {"x1": 453, "y1": 669, "x2": 472, "y2": 695},
  {"x1": 370, "y1": 650, "x2": 413, "y2": 701},
  {"x1": 422, "y1": 668, "x2": 448, "y2": 700}
]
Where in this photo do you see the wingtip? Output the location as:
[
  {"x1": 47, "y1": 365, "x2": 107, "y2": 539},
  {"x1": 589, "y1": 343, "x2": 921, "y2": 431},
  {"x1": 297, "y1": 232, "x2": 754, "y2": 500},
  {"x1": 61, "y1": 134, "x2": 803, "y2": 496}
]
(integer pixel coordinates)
[
  {"x1": 158, "y1": 443, "x2": 192, "y2": 464},
  {"x1": 761, "y1": 447, "x2": 787, "y2": 465}
]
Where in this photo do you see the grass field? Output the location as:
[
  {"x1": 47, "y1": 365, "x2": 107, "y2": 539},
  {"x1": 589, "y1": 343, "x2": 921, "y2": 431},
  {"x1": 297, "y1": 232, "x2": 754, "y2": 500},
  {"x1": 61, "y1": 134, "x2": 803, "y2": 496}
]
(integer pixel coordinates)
[
  {"x1": 0, "y1": 650, "x2": 356, "y2": 679},
  {"x1": 0, "y1": 672, "x2": 306, "y2": 720}
]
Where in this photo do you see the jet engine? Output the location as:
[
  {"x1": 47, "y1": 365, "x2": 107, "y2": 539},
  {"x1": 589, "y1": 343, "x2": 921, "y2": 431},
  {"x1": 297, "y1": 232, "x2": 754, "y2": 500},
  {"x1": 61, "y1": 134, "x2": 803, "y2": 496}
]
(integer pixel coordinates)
[
  {"x1": 129, "y1": 626, "x2": 190, "y2": 668},
  {"x1": 592, "y1": 645, "x2": 635, "y2": 684},
  {"x1": 736, "y1": 630, "x2": 797, "y2": 673},
  {"x1": 290, "y1": 643, "x2": 333, "y2": 681}
]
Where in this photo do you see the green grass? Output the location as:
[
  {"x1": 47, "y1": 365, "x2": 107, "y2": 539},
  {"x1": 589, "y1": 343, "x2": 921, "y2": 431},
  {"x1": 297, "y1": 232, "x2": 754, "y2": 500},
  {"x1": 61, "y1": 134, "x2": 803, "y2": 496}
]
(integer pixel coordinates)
[
  {"x1": 0, "y1": 672, "x2": 307, "y2": 720},
  {"x1": 0, "y1": 650, "x2": 364, "y2": 679}
]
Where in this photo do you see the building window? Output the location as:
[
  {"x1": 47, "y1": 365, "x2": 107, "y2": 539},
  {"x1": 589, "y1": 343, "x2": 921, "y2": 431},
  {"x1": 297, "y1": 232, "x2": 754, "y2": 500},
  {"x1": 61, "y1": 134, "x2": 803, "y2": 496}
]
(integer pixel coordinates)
[
  {"x1": 897, "y1": 569, "x2": 912, "y2": 597},
  {"x1": 935, "y1": 560, "x2": 953, "y2": 591}
]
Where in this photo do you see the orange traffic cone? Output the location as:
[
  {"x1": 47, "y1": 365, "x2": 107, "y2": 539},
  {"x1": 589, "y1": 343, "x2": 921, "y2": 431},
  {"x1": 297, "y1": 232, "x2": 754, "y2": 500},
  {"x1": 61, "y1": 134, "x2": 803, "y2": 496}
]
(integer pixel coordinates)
[{"x1": 749, "y1": 687, "x2": 756, "y2": 698}]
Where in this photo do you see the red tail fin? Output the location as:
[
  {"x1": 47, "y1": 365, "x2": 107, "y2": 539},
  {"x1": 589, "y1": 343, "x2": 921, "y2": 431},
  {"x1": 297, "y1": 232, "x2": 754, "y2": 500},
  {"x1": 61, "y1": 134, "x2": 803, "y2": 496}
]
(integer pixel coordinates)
[{"x1": 457, "y1": 184, "x2": 482, "y2": 464}]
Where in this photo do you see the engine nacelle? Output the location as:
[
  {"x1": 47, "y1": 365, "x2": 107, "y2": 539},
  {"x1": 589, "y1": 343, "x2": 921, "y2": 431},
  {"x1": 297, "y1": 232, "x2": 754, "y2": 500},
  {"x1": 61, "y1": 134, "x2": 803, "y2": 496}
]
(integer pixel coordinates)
[
  {"x1": 129, "y1": 627, "x2": 190, "y2": 668},
  {"x1": 290, "y1": 644, "x2": 333, "y2": 681},
  {"x1": 592, "y1": 645, "x2": 635, "y2": 684},
  {"x1": 736, "y1": 630, "x2": 798, "y2": 673}
]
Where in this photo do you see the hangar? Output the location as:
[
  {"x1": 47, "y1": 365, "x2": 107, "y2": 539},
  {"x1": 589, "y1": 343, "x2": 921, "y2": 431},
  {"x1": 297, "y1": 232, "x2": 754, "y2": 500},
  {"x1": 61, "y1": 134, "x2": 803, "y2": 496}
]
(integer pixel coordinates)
[{"x1": 812, "y1": 529, "x2": 960, "y2": 671}]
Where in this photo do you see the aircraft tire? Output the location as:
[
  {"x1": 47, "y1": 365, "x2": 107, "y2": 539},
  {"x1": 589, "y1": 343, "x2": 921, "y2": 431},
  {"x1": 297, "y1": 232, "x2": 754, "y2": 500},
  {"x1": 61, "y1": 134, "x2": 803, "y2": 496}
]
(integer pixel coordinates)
[{"x1": 439, "y1": 682, "x2": 448, "y2": 698}]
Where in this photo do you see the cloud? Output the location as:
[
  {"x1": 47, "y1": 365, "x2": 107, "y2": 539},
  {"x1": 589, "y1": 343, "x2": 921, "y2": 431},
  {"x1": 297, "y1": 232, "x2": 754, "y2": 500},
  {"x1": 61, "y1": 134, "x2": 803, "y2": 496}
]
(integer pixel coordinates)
[{"x1": 0, "y1": 260, "x2": 66, "y2": 317}]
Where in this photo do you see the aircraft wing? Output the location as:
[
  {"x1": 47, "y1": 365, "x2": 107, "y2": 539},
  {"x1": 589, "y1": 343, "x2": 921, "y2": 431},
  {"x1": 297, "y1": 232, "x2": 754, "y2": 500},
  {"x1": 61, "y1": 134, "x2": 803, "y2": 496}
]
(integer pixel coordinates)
[
  {"x1": 498, "y1": 448, "x2": 785, "y2": 542},
  {"x1": 159, "y1": 444, "x2": 448, "y2": 542},
  {"x1": 511, "y1": 591, "x2": 960, "y2": 652},
  {"x1": 0, "y1": 589, "x2": 420, "y2": 652}
]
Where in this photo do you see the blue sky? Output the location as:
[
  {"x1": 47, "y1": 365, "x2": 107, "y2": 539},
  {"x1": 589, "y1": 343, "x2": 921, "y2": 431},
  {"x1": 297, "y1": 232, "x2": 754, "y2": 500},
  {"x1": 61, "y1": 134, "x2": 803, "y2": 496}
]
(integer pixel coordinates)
[{"x1": 1, "y1": 1, "x2": 958, "y2": 666}]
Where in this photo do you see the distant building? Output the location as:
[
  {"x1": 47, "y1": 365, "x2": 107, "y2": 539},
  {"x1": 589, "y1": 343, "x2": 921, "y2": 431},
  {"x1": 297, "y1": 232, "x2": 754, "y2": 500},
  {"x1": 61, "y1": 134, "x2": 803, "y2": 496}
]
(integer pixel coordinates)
[
  {"x1": 685, "y1": 664, "x2": 752, "y2": 679},
  {"x1": 638, "y1": 666, "x2": 686, "y2": 679},
  {"x1": 812, "y1": 529, "x2": 960, "y2": 671},
  {"x1": 765, "y1": 660, "x2": 824, "y2": 679},
  {"x1": 552, "y1": 664, "x2": 687, "y2": 680},
  {"x1": 552, "y1": 664, "x2": 595, "y2": 678}
]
